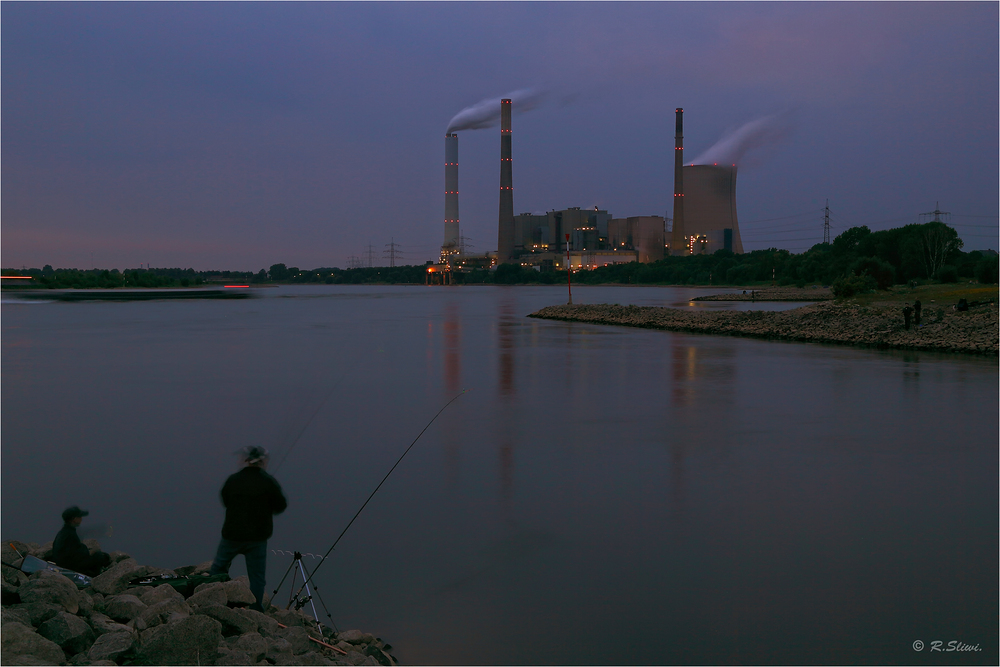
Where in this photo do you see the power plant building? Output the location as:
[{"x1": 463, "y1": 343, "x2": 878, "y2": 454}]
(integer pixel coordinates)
[
  {"x1": 608, "y1": 216, "x2": 666, "y2": 263},
  {"x1": 680, "y1": 165, "x2": 744, "y2": 254}
]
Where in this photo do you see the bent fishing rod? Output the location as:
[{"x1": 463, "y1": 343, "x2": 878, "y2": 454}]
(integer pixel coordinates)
[{"x1": 288, "y1": 388, "x2": 469, "y2": 603}]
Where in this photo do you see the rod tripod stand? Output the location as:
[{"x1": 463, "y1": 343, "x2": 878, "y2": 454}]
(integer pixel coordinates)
[{"x1": 270, "y1": 550, "x2": 338, "y2": 634}]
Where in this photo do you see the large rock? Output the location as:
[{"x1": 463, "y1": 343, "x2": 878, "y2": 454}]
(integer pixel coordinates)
[
  {"x1": 133, "y1": 614, "x2": 222, "y2": 666},
  {"x1": 188, "y1": 584, "x2": 228, "y2": 609},
  {"x1": 14, "y1": 601, "x2": 64, "y2": 626},
  {"x1": 2, "y1": 563, "x2": 29, "y2": 588},
  {"x1": 138, "y1": 597, "x2": 192, "y2": 629},
  {"x1": 88, "y1": 631, "x2": 136, "y2": 663},
  {"x1": 279, "y1": 625, "x2": 315, "y2": 654},
  {"x1": 231, "y1": 606, "x2": 282, "y2": 636},
  {"x1": 1, "y1": 621, "x2": 67, "y2": 666},
  {"x1": 90, "y1": 558, "x2": 151, "y2": 595},
  {"x1": 76, "y1": 590, "x2": 94, "y2": 616},
  {"x1": 1, "y1": 541, "x2": 34, "y2": 565},
  {"x1": 138, "y1": 582, "x2": 184, "y2": 606},
  {"x1": 266, "y1": 636, "x2": 294, "y2": 662},
  {"x1": 215, "y1": 648, "x2": 254, "y2": 665},
  {"x1": 86, "y1": 612, "x2": 134, "y2": 636},
  {"x1": 233, "y1": 632, "x2": 267, "y2": 661},
  {"x1": 196, "y1": 604, "x2": 258, "y2": 636},
  {"x1": 337, "y1": 629, "x2": 365, "y2": 644},
  {"x1": 222, "y1": 577, "x2": 257, "y2": 607},
  {"x1": 38, "y1": 611, "x2": 95, "y2": 656},
  {"x1": 103, "y1": 594, "x2": 147, "y2": 622},
  {"x1": 2, "y1": 606, "x2": 33, "y2": 627},
  {"x1": 19, "y1": 570, "x2": 80, "y2": 613}
]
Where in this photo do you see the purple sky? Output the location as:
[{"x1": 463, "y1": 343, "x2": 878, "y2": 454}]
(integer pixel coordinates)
[{"x1": 3, "y1": 2, "x2": 997, "y2": 271}]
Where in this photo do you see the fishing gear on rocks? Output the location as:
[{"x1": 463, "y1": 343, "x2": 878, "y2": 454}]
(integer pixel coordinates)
[{"x1": 288, "y1": 388, "x2": 470, "y2": 605}]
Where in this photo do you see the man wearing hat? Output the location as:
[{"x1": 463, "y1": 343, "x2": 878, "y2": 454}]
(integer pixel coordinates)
[
  {"x1": 53, "y1": 506, "x2": 112, "y2": 576},
  {"x1": 209, "y1": 446, "x2": 287, "y2": 612}
]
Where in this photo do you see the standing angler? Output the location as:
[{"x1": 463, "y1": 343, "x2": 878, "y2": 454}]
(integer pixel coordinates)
[{"x1": 210, "y1": 446, "x2": 287, "y2": 612}]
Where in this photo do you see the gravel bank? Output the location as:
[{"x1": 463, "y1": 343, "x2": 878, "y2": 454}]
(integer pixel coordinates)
[{"x1": 529, "y1": 301, "x2": 998, "y2": 355}]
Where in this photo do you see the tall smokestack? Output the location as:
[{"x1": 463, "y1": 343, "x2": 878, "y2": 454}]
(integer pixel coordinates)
[
  {"x1": 671, "y1": 108, "x2": 686, "y2": 255},
  {"x1": 497, "y1": 98, "x2": 515, "y2": 263},
  {"x1": 443, "y1": 133, "x2": 460, "y2": 257}
]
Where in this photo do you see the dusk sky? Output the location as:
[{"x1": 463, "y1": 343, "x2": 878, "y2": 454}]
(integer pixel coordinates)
[{"x1": 3, "y1": 2, "x2": 997, "y2": 271}]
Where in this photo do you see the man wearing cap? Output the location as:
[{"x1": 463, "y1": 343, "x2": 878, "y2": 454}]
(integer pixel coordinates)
[
  {"x1": 209, "y1": 446, "x2": 287, "y2": 612},
  {"x1": 52, "y1": 506, "x2": 112, "y2": 576}
]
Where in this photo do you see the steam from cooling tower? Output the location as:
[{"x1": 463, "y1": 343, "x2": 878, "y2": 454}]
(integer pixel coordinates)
[
  {"x1": 691, "y1": 114, "x2": 792, "y2": 166},
  {"x1": 445, "y1": 88, "x2": 546, "y2": 133}
]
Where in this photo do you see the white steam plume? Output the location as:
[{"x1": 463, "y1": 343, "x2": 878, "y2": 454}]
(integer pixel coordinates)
[
  {"x1": 691, "y1": 114, "x2": 792, "y2": 166},
  {"x1": 445, "y1": 88, "x2": 546, "y2": 134}
]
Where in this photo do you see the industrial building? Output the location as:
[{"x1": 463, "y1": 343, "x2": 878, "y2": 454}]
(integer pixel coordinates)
[
  {"x1": 434, "y1": 101, "x2": 740, "y2": 279},
  {"x1": 671, "y1": 108, "x2": 744, "y2": 256}
]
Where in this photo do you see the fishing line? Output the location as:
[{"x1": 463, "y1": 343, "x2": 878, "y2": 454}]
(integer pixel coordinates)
[
  {"x1": 289, "y1": 388, "x2": 470, "y2": 602},
  {"x1": 271, "y1": 363, "x2": 353, "y2": 474}
]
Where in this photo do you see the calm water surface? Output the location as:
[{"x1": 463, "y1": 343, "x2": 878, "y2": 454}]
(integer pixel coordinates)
[{"x1": 2, "y1": 285, "x2": 997, "y2": 664}]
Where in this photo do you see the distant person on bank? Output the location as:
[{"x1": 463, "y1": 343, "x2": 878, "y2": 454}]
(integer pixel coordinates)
[
  {"x1": 209, "y1": 446, "x2": 287, "y2": 612},
  {"x1": 913, "y1": 299, "x2": 922, "y2": 325},
  {"x1": 903, "y1": 303, "x2": 913, "y2": 329},
  {"x1": 53, "y1": 506, "x2": 112, "y2": 576}
]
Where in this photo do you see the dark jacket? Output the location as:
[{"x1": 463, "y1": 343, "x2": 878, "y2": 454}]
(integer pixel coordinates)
[
  {"x1": 220, "y1": 466, "x2": 287, "y2": 542},
  {"x1": 52, "y1": 523, "x2": 90, "y2": 570}
]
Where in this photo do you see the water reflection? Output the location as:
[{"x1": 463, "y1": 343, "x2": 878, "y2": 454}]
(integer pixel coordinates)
[{"x1": 496, "y1": 295, "x2": 517, "y2": 503}]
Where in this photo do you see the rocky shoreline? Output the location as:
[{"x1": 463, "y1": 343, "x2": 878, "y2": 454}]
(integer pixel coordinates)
[
  {"x1": 529, "y1": 300, "x2": 999, "y2": 355},
  {"x1": 1, "y1": 540, "x2": 396, "y2": 666},
  {"x1": 690, "y1": 287, "x2": 834, "y2": 301}
]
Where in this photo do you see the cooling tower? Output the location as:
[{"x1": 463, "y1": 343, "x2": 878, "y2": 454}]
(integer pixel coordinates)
[
  {"x1": 443, "y1": 133, "x2": 460, "y2": 251},
  {"x1": 497, "y1": 99, "x2": 515, "y2": 263},
  {"x1": 670, "y1": 108, "x2": 686, "y2": 255},
  {"x1": 681, "y1": 165, "x2": 744, "y2": 254}
]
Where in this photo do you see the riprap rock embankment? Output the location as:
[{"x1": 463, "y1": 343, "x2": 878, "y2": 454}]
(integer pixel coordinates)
[
  {"x1": 529, "y1": 301, "x2": 998, "y2": 355},
  {"x1": 1, "y1": 540, "x2": 396, "y2": 666}
]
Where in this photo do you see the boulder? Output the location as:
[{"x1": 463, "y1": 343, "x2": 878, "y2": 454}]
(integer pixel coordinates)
[
  {"x1": 76, "y1": 590, "x2": 95, "y2": 615},
  {"x1": 267, "y1": 636, "x2": 294, "y2": 661},
  {"x1": 133, "y1": 614, "x2": 222, "y2": 666},
  {"x1": 338, "y1": 629, "x2": 365, "y2": 644},
  {"x1": 103, "y1": 594, "x2": 147, "y2": 622},
  {"x1": 38, "y1": 611, "x2": 95, "y2": 656},
  {"x1": 196, "y1": 604, "x2": 258, "y2": 636},
  {"x1": 2, "y1": 563, "x2": 29, "y2": 588},
  {"x1": 279, "y1": 625, "x2": 315, "y2": 654},
  {"x1": 1, "y1": 541, "x2": 33, "y2": 564},
  {"x1": 273, "y1": 608, "x2": 313, "y2": 628},
  {"x1": 90, "y1": 558, "x2": 147, "y2": 595},
  {"x1": 87, "y1": 631, "x2": 136, "y2": 663},
  {"x1": 2, "y1": 606, "x2": 33, "y2": 627},
  {"x1": 15, "y1": 601, "x2": 64, "y2": 626},
  {"x1": 138, "y1": 597, "x2": 192, "y2": 629},
  {"x1": 233, "y1": 632, "x2": 267, "y2": 661},
  {"x1": 222, "y1": 576, "x2": 257, "y2": 606},
  {"x1": 298, "y1": 651, "x2": 336, "y2": 666},
  {"x1": 138, "y1": 582, "x2": 184, "y2": 606},
  {"x1": 107, "y1": 551, "x2": 131, "y2": 564},
  {"x1": 188, "y1": 584, "x2": 228, "y2": 609},
  {"x1": 232, "y1": 606, "x2": 282, "y2": 636},
  {"x1": 19, "y1": 570, "x2": 80, "y2": 613},
  {"x1": 215, "y1": 648, "x2": 254, "y2": 665},
  {"x1": 345, "y1": 649, "x2": 369, "y2": 666},
  {"x1": 363, "y1": 643, "x2": 393, "y2": 666},
  {"x1": 86, "y1": 612, "x2": 133, "y2": 637},
  {"x1": 1, "y1": 621, "x2": 67, "y2": 666}
]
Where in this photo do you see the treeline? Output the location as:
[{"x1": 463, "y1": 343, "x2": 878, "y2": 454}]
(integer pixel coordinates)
[
  {"x1": 5, "y1": 222, "x2": 996, "y2": 291},
  {"x1": 0, "y1": 263, "x2": 428, "y2": 288},
  {"x1": 491, "y1": 221, "x2": 998, "y2": 293}
]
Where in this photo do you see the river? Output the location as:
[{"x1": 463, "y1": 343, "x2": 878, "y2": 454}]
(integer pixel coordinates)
[{"x1": 2, "y1": 285, "x2": 996, "y2": 664}]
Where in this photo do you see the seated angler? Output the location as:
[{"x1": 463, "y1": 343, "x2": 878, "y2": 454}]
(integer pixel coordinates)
[{"x1": 53, "y1": 506, "x2": 112, "y2": 576}]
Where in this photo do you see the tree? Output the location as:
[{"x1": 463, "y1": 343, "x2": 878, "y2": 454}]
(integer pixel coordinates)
[{"x1": 917, "y1": 222, "x2": 962, "y2": 280}]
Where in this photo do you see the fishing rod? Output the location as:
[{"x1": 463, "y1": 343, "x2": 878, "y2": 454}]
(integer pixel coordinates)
[{"x1": 288, "y1": 388, "x2": 469, "y2": 603}]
